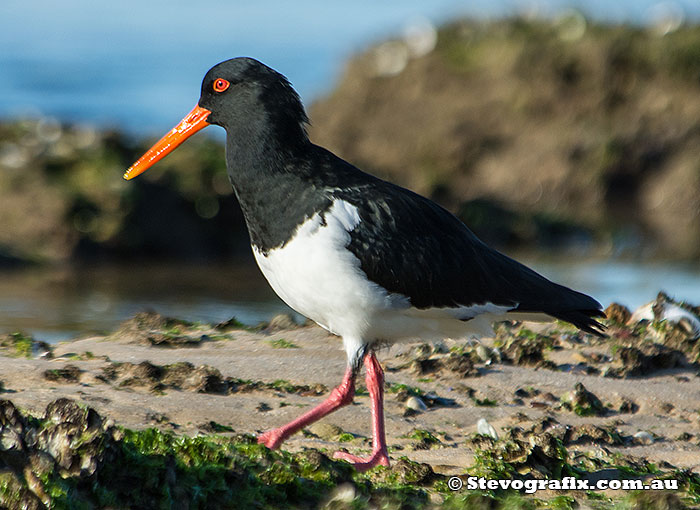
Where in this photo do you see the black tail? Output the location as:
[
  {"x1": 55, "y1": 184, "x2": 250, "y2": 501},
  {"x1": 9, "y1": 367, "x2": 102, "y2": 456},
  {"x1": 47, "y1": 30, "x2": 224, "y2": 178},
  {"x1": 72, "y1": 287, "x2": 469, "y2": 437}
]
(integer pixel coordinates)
[
  {"x1": 549, "y1": 307, "x2": 607, "y2": 337},
  {"x1": 493, "y1": 252, "x2": 608, "y2": 337}
]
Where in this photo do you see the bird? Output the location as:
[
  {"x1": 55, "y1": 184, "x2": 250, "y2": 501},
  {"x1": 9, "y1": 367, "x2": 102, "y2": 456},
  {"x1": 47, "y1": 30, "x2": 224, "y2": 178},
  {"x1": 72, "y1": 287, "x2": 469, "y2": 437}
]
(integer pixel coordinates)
[{"x1": 124, "y1": 57, "x2": 605, "y2": 471}]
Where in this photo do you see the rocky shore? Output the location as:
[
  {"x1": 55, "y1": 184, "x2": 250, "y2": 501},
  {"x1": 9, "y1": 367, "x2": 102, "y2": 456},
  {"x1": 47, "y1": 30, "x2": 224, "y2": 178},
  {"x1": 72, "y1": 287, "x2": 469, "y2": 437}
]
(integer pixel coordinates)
[{"x1": 1, "y1": 293, "x2": 699, "y2": 508}]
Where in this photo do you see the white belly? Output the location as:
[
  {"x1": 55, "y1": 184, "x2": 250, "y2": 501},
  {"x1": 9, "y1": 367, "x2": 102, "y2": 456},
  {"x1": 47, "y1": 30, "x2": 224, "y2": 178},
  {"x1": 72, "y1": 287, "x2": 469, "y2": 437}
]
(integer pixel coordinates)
[{"x1": 252, "y1": 200, "x2": 406, "y2": 341}]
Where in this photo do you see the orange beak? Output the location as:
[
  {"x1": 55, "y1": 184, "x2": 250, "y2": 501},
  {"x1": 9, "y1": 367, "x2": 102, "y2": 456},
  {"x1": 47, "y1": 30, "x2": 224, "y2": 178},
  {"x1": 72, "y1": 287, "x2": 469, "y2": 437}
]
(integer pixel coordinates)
[{"x1": 123, "y1": 104, "x2": 211, "y2": 180}]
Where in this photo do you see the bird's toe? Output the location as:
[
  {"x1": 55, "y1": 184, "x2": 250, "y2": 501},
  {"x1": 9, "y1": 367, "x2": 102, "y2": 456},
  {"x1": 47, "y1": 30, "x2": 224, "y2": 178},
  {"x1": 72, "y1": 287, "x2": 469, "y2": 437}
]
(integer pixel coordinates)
[
  {"x1": 257, "y1": 429, "x2": 285, "y2": 449},
  {"x1": 333, "y1": 450, "x2": 390, "y2": 472}
]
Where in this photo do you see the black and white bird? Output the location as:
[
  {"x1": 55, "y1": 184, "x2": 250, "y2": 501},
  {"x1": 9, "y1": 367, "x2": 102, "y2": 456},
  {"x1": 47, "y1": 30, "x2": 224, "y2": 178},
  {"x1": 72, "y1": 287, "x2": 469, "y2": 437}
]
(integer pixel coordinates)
[{"x1": 125, "y1": 57, "x2": 605, "y2": 471}]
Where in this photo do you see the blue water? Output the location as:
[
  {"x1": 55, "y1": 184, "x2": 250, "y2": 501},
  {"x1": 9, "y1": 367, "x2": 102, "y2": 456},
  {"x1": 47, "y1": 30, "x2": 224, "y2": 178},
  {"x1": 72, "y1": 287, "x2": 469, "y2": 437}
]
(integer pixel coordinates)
[{"x1": 3, "y1": 0, "x2": 700, "y2": 134}]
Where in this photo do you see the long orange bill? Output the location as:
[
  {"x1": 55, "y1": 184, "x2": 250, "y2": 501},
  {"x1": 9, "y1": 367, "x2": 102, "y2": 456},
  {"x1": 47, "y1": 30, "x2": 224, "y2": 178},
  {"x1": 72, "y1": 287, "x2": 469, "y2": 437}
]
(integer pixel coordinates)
[{"x1": 123, "y1": 104, "x2": 212, "y2": 180}]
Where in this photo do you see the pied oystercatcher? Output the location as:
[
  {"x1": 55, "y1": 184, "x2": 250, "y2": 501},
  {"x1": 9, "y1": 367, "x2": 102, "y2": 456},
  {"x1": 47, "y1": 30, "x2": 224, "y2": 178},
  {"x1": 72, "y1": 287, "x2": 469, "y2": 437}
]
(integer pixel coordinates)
[{"x1": 124, "y1": 57, "x2": 605, "y2": 471}]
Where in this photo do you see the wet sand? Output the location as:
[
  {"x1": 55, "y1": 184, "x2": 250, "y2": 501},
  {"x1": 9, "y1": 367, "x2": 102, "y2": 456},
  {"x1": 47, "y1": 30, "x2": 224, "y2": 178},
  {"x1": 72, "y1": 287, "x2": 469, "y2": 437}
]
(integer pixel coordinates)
[{"x1": 3, "y1": 312, "x2": 699, "y2": 476}]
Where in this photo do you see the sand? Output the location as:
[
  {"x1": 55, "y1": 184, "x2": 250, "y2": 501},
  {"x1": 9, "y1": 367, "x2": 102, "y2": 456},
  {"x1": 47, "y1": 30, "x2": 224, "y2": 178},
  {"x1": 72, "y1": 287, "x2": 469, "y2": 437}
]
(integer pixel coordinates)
[{"x1": 2, "y1": 315, "x2": 699, "y2": 477}]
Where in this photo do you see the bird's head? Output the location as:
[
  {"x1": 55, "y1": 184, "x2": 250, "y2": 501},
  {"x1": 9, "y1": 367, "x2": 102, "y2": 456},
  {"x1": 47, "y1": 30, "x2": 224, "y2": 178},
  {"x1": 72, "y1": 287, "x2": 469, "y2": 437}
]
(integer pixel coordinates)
[{"x1": 124, "y1": 57, "x2": 308, "y2": 180}]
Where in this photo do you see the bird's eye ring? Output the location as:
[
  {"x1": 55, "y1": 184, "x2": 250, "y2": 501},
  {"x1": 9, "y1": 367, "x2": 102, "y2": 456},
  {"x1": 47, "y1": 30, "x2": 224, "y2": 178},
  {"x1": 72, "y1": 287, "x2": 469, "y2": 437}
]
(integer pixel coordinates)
[{"x1": 213, "y1": 78, "x2": 230, "y2": 93}]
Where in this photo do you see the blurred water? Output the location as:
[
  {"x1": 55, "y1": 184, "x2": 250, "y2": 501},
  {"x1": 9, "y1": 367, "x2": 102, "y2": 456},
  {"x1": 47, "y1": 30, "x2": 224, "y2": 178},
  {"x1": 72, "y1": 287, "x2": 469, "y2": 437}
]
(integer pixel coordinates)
[
  {"x1": 2, "y1": 1, "x2": 700, "y2": 134},
  {"x1": 1, "y1": 258, "x2": 699, "y2": 343},
  {"x1": 0, "y1": 262, "x2": 299, "y2": 343}
]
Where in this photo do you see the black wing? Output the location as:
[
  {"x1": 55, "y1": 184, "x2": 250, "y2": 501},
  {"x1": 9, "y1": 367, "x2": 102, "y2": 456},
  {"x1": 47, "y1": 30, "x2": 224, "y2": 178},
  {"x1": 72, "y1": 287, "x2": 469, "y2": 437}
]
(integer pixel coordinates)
[{"x1": 332, "y1": 177, "x2": 605, "y2": 336}]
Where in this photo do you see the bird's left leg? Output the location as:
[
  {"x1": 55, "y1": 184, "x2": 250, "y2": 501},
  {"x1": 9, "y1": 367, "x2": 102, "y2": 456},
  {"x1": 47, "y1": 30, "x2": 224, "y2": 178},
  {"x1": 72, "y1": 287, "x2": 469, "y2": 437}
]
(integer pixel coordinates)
[
  {"x1": 257, "y1": 364, "x2": 356, "y2": 449},
  {"x1": 333, "y1": 350, "x2": 390, "y2": 471}
]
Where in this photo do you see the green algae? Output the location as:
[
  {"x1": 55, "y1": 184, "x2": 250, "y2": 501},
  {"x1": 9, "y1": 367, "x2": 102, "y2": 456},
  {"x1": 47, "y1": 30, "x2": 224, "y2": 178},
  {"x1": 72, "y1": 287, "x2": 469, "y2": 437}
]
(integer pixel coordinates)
[
  {"x1": 472, "y1": 397, "x2": 498, "y2": 407},
  {"x1": 269, "y1": 338, "x2": 299, "y2": 349},
  {"x1": 204, "y1": 421, "x2": 235, "y2": 433},
  {"x1": 215, "y1": 316, "x2": 247, "y2": 330},
  {"x1": 386, "y1": 382, "x2": 425, "y2": 398},
  {"x1": 40, "y1": 428, "x2": 354, "y2": 510},
  {"x1": 4, "y1": 406, "x2": 699, "y2": 510},
  {"x1": 0, "y1": 332, "x2": 34, "y2": 358}
]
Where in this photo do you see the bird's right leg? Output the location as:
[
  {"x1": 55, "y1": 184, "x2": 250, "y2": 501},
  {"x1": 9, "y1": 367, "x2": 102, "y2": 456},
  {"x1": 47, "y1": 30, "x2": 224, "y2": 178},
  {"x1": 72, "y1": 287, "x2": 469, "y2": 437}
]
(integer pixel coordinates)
[
  {"x1": 333, "y1": 350, "x2": 390, "y2": 471},
  {"x1": 257, "y1": 365, "x2": 356, "y2": 449}
]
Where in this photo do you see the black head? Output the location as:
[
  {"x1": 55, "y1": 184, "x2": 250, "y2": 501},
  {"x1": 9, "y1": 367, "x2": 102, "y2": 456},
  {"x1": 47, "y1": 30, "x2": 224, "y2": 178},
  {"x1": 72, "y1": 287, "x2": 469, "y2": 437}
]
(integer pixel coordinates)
[
  {"x1": 198, "y1": 57, "x2": 309, "y2": 145},
  {"x1": 124, "y1": 57, "x2": 309, "y2": 181}
]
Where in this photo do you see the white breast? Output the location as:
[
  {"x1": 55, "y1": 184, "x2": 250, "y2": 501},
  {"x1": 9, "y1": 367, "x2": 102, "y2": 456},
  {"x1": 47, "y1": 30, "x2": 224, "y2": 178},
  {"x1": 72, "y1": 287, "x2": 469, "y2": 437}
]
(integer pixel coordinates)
[{"x1": 252, "y1": 199, "x2": 407, "y2": 342}]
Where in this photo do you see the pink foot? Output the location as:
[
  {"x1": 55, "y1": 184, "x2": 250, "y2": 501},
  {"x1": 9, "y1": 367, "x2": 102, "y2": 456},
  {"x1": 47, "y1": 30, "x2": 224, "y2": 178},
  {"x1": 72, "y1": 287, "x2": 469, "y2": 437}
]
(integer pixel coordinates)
[
  {"x1": 257, "y1": 428, "x2": 285, "y2": 449},
  {"x1": 333, "y1": 450, "x2": 390, "y2": 472}
]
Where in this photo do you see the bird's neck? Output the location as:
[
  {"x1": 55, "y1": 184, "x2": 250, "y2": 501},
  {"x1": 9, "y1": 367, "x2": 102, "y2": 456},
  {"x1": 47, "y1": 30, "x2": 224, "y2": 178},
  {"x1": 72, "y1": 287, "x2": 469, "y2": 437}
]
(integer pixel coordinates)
[{"x1": 225, "y1": 131, "x2": 331, "y2": 254}]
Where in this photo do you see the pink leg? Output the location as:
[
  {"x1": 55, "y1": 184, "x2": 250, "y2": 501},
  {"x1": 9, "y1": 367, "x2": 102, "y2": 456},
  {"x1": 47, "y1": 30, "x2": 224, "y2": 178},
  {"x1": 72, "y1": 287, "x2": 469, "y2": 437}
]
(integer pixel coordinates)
[
  {"x1": 257, "y1": 366, "x2": 355, "y2": 449},
  {"x1": 333, "y1": 352, "x2": 390, "y2": 471}
]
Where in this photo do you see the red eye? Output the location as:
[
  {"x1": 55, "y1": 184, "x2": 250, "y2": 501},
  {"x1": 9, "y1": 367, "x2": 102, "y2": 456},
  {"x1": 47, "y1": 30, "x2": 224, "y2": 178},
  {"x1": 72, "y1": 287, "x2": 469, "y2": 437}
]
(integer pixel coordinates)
[{"x1": 213, "y1": 78, "x2": 230, "y2": 93}]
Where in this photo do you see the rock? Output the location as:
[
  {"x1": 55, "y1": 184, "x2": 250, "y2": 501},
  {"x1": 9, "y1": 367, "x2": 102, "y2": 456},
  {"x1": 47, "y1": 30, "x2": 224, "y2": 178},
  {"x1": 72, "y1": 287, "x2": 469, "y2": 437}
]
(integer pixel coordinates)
[
  {"x1": 476, "y1": 418, "x2": 498, "y2": 439},
  {"x1": 498, "y1": 329, "x2": 555, "y2": 368},
  {"x1": 307, "y1": 422, "x2": 344, "y2": 441},
  {"x1": 264, "y1": 314, "x2": 298, "y2": 332},
  {"x1": 199, "y1": 421, "x2": 234, "y2": 433},
  {"x1": 99, "y1": 360, "x2": 231, "y2": 394},
  {"x1": 633, "y1": 431, "x2": 655, "y2": 445},
  {"x1": 528, "y1": 416, "x2": 560, "y2": 436},
  {"x1": 146, "y1": 412, "x2": 169, "y2": 424},
  {"x1": 410, "y1": 357, "x2": 442, "y2": 375},
  {"x1": 214, "y1": 317, "x2": 247, "y2": 330},
  {"x1": 183, "y1": 365, "x2": 229, "y2": 394},
  {"x1": 40, "y1": 399, "x2": 105, "y2": 476},
  {"x1": 0, "y1": 470, "x2": 43, "y2": 509},
  {"x1": 0, "y1": 332, "x2": 52, "y2": 359},
  {"x1": 407, "y1": 343, "x2": 433, "y2": 359},
  {"x1": 541, "y1": 392, "x2": 559, "y2": 402},
  {"x1": 0, "y1": 400, "x2": 26, "y2": 433},
  {"x1": 567, "y1": 424, "x2": 624, "y2": 446},
  {"x1": 0, "y1": 427, "x2": 24, "y2": 451},
  {"x1": 629, "y1": 292, "x2": 700, "y2": 339},
  {"x1": 405, "y1": 396, "x2": 427, "y2": 412},
  {"x1": 512, "y1": 412, "x2": 529, "y2": 423},
  {"x1": 613, "y1": 344, "x2": 685, "y2": 377},
  {"x1": 432, "y1": 341, "x2": 449, "y2": 354},
  {"x1": 43, "y1": 364, "x2": 82, "y2": 383},
  {"x1": 256, "y1": 402, "x2": 272, "y2": 413},
  {"x1": 475, "y1": 344, "x2": 493, "y2": 363},
  {"x1": 406, "y1": 429, "x2": 442, "y2": 450},
  {"x1": 443, "y1": 352, "x2": 479, "y2": 377},
  {"x1": 469, "y1": 429, "x2": 569, "y2": 478},
  {"x1": 618, "y1": 397, "x2": 639, "y2": 414},
  {"x1": 371, "y1": 458, "x2": 435, "y2": 485},
  {"x1": 109, "y1": 311, "x2": 201, "y2": 347},
  {"x1": 326, "y1": 483, "x2": 357, "y2": 505},
  {"x1": 626, "y1": 493, "x2": 687, "y2": 510},
  {"x1": 309, "y1": 19, "x2": 700, "y2": 260},
  {"x1": 514, "y1": 387, "x2": 539, "y2": 398},
  {"x1": 605, "y1": 303, "x2": 632, "y2": 324},
  {"x1": 563, "y1": 383, "x2": 606, "y2": 417},
  {"x1": 100, "y1": 360, "x2": 161, "y2": 388},
  {"x1": 422, "y1": 391, "x2": 457, "y2": 408}
]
